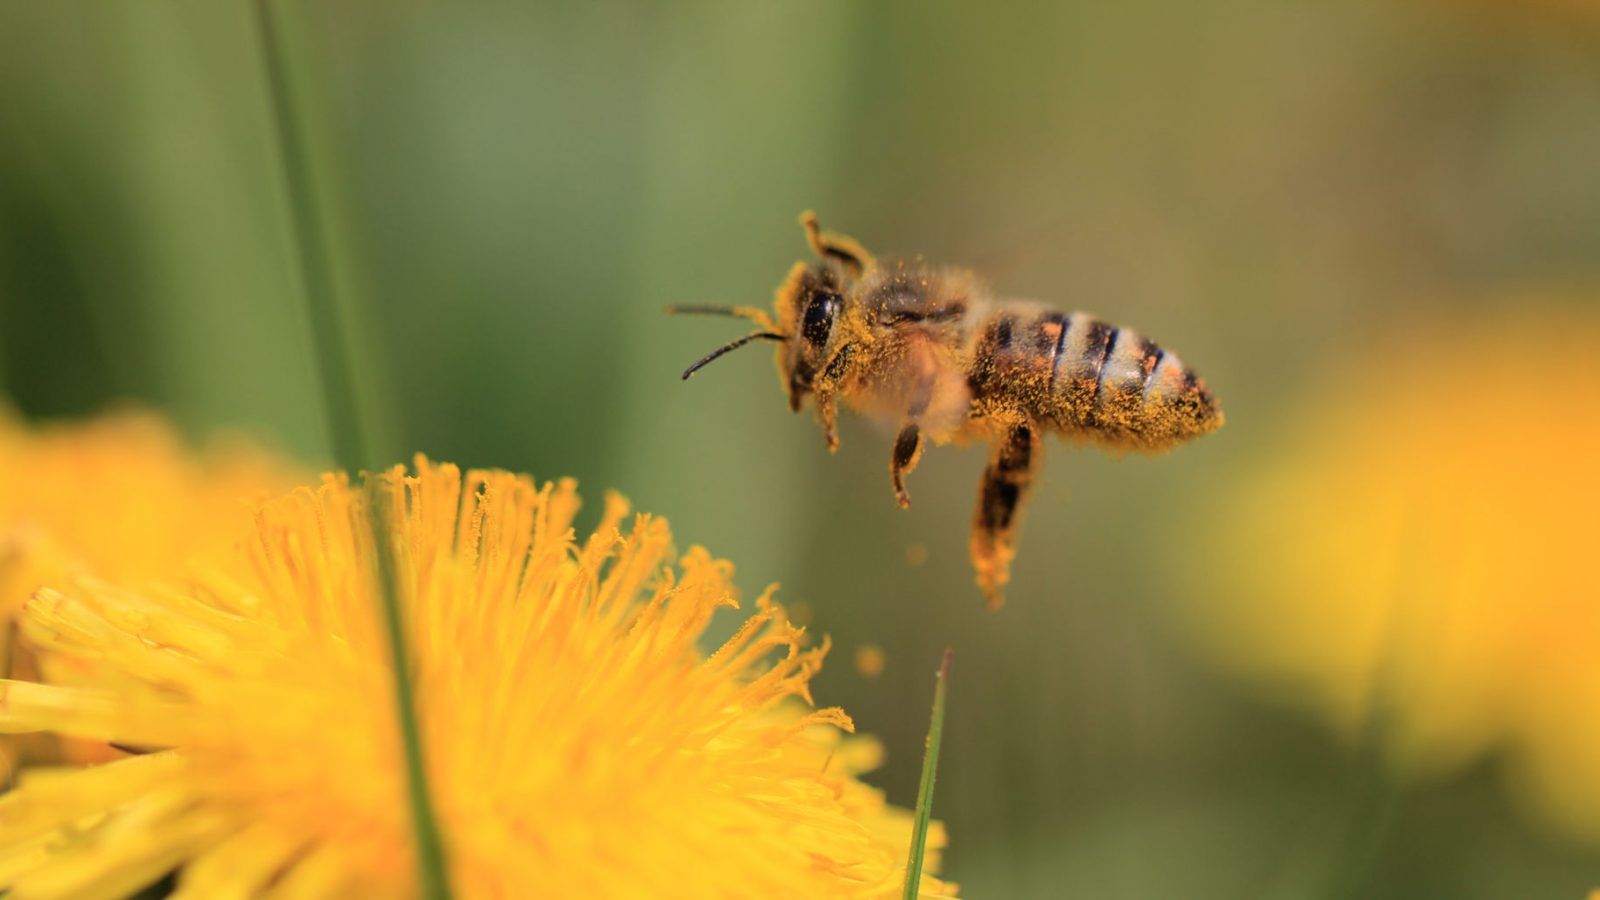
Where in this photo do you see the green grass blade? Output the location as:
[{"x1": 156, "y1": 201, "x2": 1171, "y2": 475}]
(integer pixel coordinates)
[
  {"x1": 369, "y1": 482, "x2": 451, "y2": 900},
  {"x1": 250, "y1": 0, "x2": 367, "y2": 470},
  {"x1": 250, "y1": 2, "x2": 450, "y2": 897},
  {"x1": 903, "y1": 646, "x2": 953, "y2": 900}
]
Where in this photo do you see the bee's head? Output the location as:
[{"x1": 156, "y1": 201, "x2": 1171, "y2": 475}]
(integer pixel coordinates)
[
  {"x1": 668, "y1": 212, "x2": 872, "y2": 399},
  {"x1": 774, "y1": 263, "x2": 845, "y2": 410}
]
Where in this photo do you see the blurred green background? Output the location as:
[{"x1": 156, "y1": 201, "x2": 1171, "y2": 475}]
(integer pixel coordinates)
[{"x1": 3, "y1": 1, "x2": 1598, "y2": 897}]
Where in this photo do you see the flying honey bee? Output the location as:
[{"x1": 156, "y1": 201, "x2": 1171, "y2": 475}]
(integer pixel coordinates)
[{"x1": 670, "y1": 212, "x2": 1223, "y2": 608}]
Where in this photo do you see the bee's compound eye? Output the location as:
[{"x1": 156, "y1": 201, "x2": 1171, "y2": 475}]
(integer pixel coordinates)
[{"x1": 803, "y1": 293, "x2": 840, "y2": 348}]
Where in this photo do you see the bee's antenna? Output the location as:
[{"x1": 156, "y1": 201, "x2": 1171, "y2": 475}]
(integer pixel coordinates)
[
  {"x1": 681, "y1": 331, "x2": 786, "y2": 380},
  {"x1": 665, "y1": 304, "x2": 757, "y2": 319},
  {"x1": 665, "y1": 304, "x2": 779, "y2": 331}
]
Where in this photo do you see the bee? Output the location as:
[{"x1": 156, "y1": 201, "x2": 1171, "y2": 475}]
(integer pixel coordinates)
[{"x1": 670, "y1": 212, "x2": 1223, "y2": 608}]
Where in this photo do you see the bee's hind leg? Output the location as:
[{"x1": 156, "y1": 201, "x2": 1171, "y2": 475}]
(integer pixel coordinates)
[
  {"x1": 890, "y1": 423, "x2": 923, "y2": 509},
  {"x1": 970, "y1": 423, "x2": 1040, "y2": 610}
]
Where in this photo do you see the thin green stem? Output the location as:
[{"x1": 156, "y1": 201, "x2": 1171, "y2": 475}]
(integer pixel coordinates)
[
  {"x1": 370, "y1": 483, "x2": 450, "y2": 899},
  {"x1": 251, "y1": 0, "x2": 366, "y2": 470},
  {"x1": 1321, "y1": 749, "x2": 1403, "y2": 900},
  {"x1": 1320, "y1": 639, "x2": 1407, "y2": 899},
  {"x1": 902, "y1": 646, "x2": 953, "y2": 900},
  {"x1": 250, "y1": 2, "x2": 450, "y2": 897},
  {"x1": 1320, "y1": 522, "x2": 1417, "y2": 900}
]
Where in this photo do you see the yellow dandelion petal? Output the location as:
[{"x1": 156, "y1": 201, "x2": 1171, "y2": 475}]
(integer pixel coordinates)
[
  {"x1": 0, "y1": 456, "x2": 956, "y2": 898},
  {"x1": 9, "y1": 786, "x2": 235, "y2": 900},
  {"x1": 0, "y1": 408, "x2": 302, "y2": 615},
  {"x1": 170, "y1": 823, "x2": 311, "y2": 900},
  {"x1": 0, "y1": 408, "x2": 302, "y2": 771}
]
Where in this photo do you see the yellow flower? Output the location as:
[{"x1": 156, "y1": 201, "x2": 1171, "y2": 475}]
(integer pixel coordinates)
[
  {"x1": 0, "y1": 407, "x2": 297, "y2": 620},
  {"x1": 1180, "y1": 310, "x2": 1600, "y2": 842},
  {"x1": 0, "y1": 408, "x2": 300, "y2": 772},
  {"x1": 0, "y1": 457, "x2": 956, "y2": 898}
]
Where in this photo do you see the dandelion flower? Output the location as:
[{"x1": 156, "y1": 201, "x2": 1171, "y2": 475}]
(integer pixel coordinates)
[
  {"x1": 0, "y1": 456, "x2": 956, "y2": 898},
  {"x1": 0, "y1": 407, "x2": 298, "y2": 618},
  {"x1": 1180, "y1": 310, "x2": 1600, "y2": 842},
  {"x1": 0, "y1": 408, "x2": 300, "y2": 772}
]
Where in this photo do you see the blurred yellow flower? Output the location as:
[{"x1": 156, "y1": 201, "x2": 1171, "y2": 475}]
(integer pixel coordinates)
[
  {"x1": 0, "y1": 407, "x2": 297, "y2": 621},
  {"x1": 0, "y1": 457, "x2": 955, "y2": 898},
  {"x1": 0, "y1": 407, "x2": 300, "y2": 772},
  {"x1": 1182, "y1": 310, "x2": 1600, "y2": 842}
]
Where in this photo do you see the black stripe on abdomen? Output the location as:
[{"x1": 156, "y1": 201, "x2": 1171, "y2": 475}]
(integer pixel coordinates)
[
  {"x1": 1043, "y1": 312, "x2": 1071, "y2": 391},
  {"x1": 967, "y1": 312, "x2": 1021, "y2": 396},
  {"x1": 1087, "y1": 325, "x2": 1119, "y2": 409},
  {"x1": 1051, "y1": 318, "x2": 1115, "y2": 425},
  {"x1": 1136, "y1": 338, "x2": 1164, "y2": 398}
]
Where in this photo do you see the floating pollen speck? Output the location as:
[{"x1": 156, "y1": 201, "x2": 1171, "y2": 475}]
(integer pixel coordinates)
[
  {"x1": 905, "y1": 542, "x2": 929, "y2": 568},
  {"x1": 856, "y1": 644, "x2": 888, "y2": 680}
]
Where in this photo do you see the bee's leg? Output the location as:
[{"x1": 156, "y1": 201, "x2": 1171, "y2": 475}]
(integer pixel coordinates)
[
  {"x1": 891, "y1": 423, "x2": 922, "y2": 509},
  {"x1": 889, "y1": 376, "x2": 935, "y2": 508},
  {"x1": 970, "y1": 423, "x2": 1040, "y2": 610},
  {"x1": 817, "y1": 392, "x2": 842, "y2": 452},
  {"x1": 814, "y1": 341, "x2": 861, "y2": 453}
]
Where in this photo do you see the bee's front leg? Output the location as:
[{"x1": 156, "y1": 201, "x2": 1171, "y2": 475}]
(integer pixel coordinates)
[
  {"x1": 970, "y1": 423, "x2": 1040, "y2": 610},
  {"x1": 813, "y1": 342, "x2": 861, "y2": 453},
  {"x1": 817, "y1": 391, "x2": 842, "y2": 453}
]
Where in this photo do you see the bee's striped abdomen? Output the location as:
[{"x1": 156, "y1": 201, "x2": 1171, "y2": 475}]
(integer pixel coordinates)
[
  {"x1": 1053, "y1": 316, "x2": 1113, "y2": 420},
  {"x1": 965, "y1": 304, "x2": 1221, "y2": 449},
  {"x1": 1048, "y1": 312, "x2": 1221, "y2": 449},
  {"x1": 966, "y1": 308, "x2": 1059, "y2": 411}
]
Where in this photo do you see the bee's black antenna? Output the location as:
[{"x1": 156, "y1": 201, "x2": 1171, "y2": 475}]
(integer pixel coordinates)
[
  {"x1": 667, "y1": 304, "x2": 753, "y2": 318},
  {"x1": 681, "y1": 331, "x2": 786, "y2": 380},
  {"x1": 666, "y1": 304, "x2": 780, "y2": 332}
]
